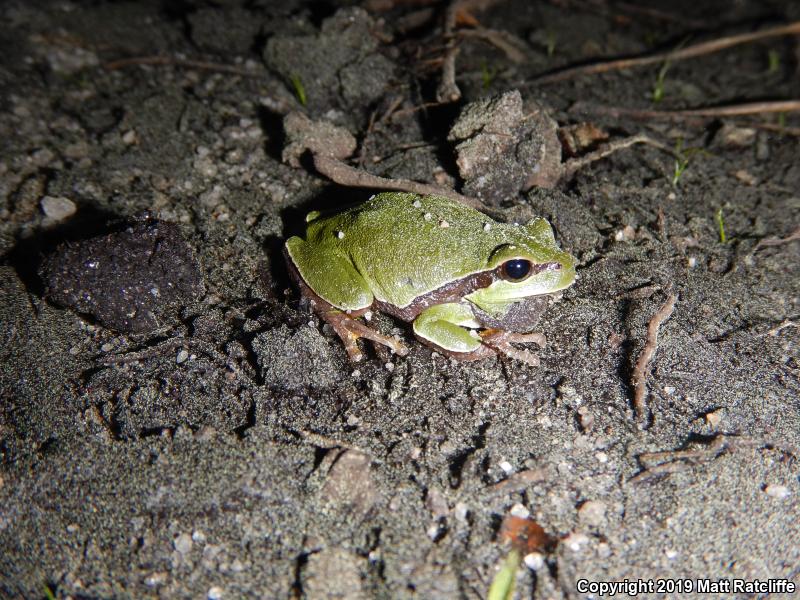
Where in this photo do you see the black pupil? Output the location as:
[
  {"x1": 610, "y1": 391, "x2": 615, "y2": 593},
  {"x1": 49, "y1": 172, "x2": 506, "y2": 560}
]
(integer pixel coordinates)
[{"x1": 503, "y1": 259, "x2": 531, "y2": 281}]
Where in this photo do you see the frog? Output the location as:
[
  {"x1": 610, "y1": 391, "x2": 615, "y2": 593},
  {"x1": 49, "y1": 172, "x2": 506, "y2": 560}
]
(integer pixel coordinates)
[{"x1": 284, "y1": 192, "x2": 576, "y2": 365}]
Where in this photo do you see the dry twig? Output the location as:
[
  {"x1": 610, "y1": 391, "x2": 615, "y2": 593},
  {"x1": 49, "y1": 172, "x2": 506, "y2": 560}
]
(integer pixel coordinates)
[
  {"x1": 436, "y1": 0, "x2": 462, "y2": 102},
  {"x1": 561, "y1": 133, "x2": 677, "y2": 180},
  {"x1": 630, "y1": 434, "x2": 797, "y2": 484},
  {"x1": 313, "y1": 154, "x2": 489, "y2": 213},
  {"x1": 631, "y1": 293, "x2": 678, "y2": 422},
  {"x1": 457, "y1": 27, "x2": 527, "y2": 63},
  {"x1": 570, "y1": 100, "x2": 800, "y2": 122},
  {"x1": 534, "y1": 21, "x2": 800, "y2": 84},
  {"x1": 751, "y1": 225, "x2": 800, "y2": 254},
  {"x1": 104, "y1": 55, "x2": 262, "y2": 78}
]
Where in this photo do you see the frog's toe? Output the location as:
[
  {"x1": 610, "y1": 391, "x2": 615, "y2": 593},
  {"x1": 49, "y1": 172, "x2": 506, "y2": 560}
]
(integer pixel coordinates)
[{"x1": 480, "y1": 329, "x2": 544, "y2": 366}]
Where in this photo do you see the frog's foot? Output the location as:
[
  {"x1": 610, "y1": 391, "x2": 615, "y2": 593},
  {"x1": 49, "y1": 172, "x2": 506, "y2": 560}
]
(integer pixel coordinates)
[
  {"x1": 480, "y1": 330, "x2": 546, "y2": 367},
  {"x1": 322, "y1": 308, "x2": 408, "y2": 362}
]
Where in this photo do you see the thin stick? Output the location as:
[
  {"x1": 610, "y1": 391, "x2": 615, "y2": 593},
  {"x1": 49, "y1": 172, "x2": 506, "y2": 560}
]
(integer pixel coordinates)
[
  {"x1": 104, "y1": 55, "x2": 262, "y2": 78},
  {"x1": 561, "y1": 133, "x2": 677, "y2": 179},
  {"x1": 629, "y1": 434, "x2": 798, "y2": 484},
  {"x1": 534, "y1": 21, "x2": 800, "y2": 84},
  {"x1": 570, "y1": 100, "x2": 800, "y2": 121},
  {"x1": 312, "y1": 154, "x2": 490, "y2": 213},
  {"x1": 751, "y1": 225, "x2": 800, "y2": 253},
  {"x1": 750, "y1": 122, "x2": 800, "y2": 137},
  {"x1": 436, "y1": 0, "x2": 462, "y2": 102},
  {"x1": 458, "y1": 27, "x2": 527, "y2": 63},
  {"x1": 631, "y1": 293, "x2": 678, "y2": 422}
]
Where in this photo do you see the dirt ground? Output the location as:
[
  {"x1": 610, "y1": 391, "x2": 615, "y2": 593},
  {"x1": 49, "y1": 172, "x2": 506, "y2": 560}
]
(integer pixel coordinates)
[{"x1": 1, "y1": 1, "x2": 799, "y2": 598}]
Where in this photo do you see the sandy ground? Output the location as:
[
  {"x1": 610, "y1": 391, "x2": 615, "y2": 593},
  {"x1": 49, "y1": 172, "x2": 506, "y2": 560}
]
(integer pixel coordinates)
[{"x1": 1, "y1": 1, "x2": 798, "y2": 598}]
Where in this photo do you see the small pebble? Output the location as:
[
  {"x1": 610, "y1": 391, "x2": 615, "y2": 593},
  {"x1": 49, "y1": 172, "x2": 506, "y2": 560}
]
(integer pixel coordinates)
[
  {"x1": 207, "y1": 586, "x2": 224, "y2": 600},
  {"x1": 144, "y1": 572, "x2": 168, "y2": 587},
  {"x1": 454, "y1": 502, "x2": 469, "y2": 523},
  {"x1": 176, "y1": 349, "x2": 189, "y2": 364},
  {"x1": 578, "y1": 500, "x2": 607, "y2": 527},
  {"x1": 41, "y1": 195, "x2": 77, "y2": 221},
  {"x1": 509, "y1": 503, "x2": 529, "y2": 519},
  {"x1": 499, "y1": 460, "x2": 514, "y2": 474},
  {"x1": 564, "y1": 532, "x2": 589, "y2": 552},
  {"x1": 764, "y1": 484, "x2": 791, "y2": 499},
  {"x1": 174, "y1": 533, "x2": 193, "y2": 555},
  {"x1": 523, "y1": 552, "x2": 544, "y2": 570},
  {"x1": 413, "y1": 199, "x2": 422, "y2": 208}
]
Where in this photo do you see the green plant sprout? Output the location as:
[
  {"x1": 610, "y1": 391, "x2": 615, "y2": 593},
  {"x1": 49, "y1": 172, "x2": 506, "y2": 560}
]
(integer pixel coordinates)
[
  {"x1": 43, "y1": 584, "x2": 57, "y2": 600},
  {"x1": 481, "y1": 60, "x2": 497, "y2": 89},
  {"x1": 545, "y1": 30, "x2": 557, "y2": 57},
  {"x1": 487, "y1": 549, "x2": 521, "y2": 600},
  {"x1": 289, "y1": 73, "x2": 307, "y2": 107},
  {"x1": 652, "y1": 58, "x2": 671, "y2": 103},
  {"x1": 716, "y1": 208, "x2": 727, "y2": 244},
  {"x1": 671, "y1": 139, "x2": 710, "y2": 187},
  {"x1": 652, "y1": 38, "x2": 689, "y2": 103},
  {"x1": 767, "y1": 49, "x2": 781, "y2": 74}
]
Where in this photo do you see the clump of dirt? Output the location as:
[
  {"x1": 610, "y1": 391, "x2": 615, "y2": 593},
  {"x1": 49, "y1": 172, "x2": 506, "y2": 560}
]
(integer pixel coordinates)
[
  {"x1": 41, "y1": 216, "x2": 205, "y2": 333},
  {"x1": 264, "y1": 7, "x2": 396, "y2": 119}
]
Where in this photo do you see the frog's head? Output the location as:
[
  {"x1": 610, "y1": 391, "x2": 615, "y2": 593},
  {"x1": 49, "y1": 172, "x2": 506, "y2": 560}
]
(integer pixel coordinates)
[{"x1": 465, "y1": 218, "x2": 575, "y2": 318}]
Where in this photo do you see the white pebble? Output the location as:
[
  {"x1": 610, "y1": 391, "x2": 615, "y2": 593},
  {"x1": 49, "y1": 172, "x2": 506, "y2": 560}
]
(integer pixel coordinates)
[
  {"x1": 454, "y1": 502, "x2": 469, "y2": 523},
  {"x1": 176, "y1": 349, "x2": 189, "y2": 364},
  {"x1": 509, "y1": 503, "x2": 529, "y2": 519},
  {"x1": 523, "y1": 552, "x2": 544, "y2": 570},
  {"x1": 192, "y1": 530, "x2": 207, "y2": 544},
  {"x1": 499, "y1": 460, "x2": 514, "y2": 474},
  {"x1": 207, "y1": 586, "x2": 224, "y2": 600},
  {"x1": 439, "y1": 220, "x2": 449, "y2": 228},
  {"x1": 173, "y1": 533, "x2": 193, "y2": 555},
  {"x1": 423, "y1": 212, "x2": 432, "y2": 221},
  {"x1": 483, "y1": 222, "x2": 491, "y2": 231},
  {"x1": 578, "y1": 500, "x2": 607, "y2": 527},
  {"x1": 336, "y1": 230, "x2": 345, "y2": 239},
  {"x1": 564, "y1": 532, "x2": 589, "y2": 552},
  {"x1": 40, "y1": 196, "x2": 76, "y2": 221},
  {"x1": 764, "y1": 484, "x2": 791, "y2": 499},
  {"x1": 413, "y1": 199, "x2": 422, "y2": 208}
]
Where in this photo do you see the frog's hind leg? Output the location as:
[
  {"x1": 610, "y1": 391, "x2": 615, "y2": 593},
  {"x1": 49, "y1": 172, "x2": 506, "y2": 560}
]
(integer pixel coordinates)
[
  {"x1": 285, "y1": 255, "x2": 407, "y2": 361},
  {"x1": 322, "y1": 308, "x2": 408, "y2": 362}
]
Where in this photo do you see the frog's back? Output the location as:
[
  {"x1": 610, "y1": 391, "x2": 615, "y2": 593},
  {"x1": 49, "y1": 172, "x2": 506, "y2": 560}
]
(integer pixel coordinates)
[{"x1": 322, "y1": 193, "x2": 506, "y2": 307}]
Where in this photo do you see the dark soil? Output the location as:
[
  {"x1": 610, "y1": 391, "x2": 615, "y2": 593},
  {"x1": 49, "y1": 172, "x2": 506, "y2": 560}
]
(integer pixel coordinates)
[{"x1": 1, "y1": 1, "x2": 798, "y2": 598}]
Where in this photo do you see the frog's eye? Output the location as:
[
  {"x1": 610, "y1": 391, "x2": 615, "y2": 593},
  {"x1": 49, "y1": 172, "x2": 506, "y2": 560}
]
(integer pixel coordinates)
[{"x1": 501, "y1": 259, "x2": 532, "y2": 282}]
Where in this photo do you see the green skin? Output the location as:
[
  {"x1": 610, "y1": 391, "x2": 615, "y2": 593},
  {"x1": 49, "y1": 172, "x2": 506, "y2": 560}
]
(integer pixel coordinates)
[{"x1": 285, "y1": 192, "x2": 576, "y2": 358}]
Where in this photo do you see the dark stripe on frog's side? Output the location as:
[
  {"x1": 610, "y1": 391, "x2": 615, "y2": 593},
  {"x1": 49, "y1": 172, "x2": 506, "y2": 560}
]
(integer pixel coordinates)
[
  {"x1": 375, "y1": 270, "x2": 496, "y2": 321},
  {"x1": 375, "y1": 261, "x2": 562, "y2": 323}
]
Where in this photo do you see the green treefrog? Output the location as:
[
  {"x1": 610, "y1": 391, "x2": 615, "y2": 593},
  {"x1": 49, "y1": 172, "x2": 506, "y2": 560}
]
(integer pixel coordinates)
[{"x1": 284, "y1": 192, "x2": 576, "y2": 365}]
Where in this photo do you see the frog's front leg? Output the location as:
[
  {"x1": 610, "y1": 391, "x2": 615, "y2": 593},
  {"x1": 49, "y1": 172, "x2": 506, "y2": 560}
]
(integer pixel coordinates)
[
  {"x1": 414, "y1": 303, "x2": 545, "y2": 365},
  {"x1": 413, "y1": 303, "x2": 493, "y2": 359},
  {"x1": 480, "y1": 330, "x2": 546, "y2": 366}
]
